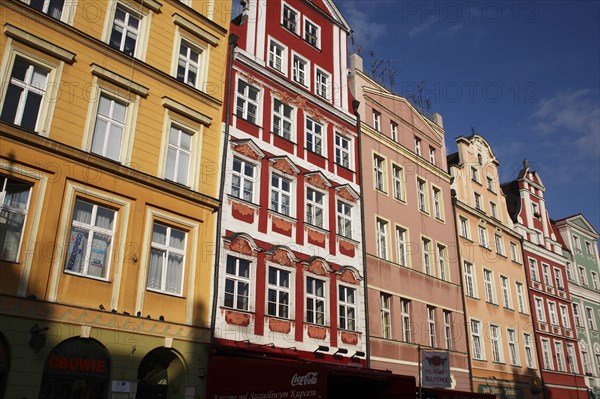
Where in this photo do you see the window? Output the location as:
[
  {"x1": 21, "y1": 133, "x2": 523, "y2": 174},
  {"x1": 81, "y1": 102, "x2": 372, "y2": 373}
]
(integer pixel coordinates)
[
  {"x1": 268, "y1": 39, "x2": 286, "y2": 73},
  {"x1": 273, "y1": 99, "x2": 293, "y2": 140},
  {"x1": 292, "y1": 55, "x2": 308, "y2": 86},
  {"x1": 471, "y1": 320, "x2": 484, "y2": 360},
  {"x1": 464, "y1": 261, "x2": 476, "y2": 297},
  {"x1": 306, "y1": 188, "x2": 324, "y2": 228},
  {"x1": 372, "y1": 110, "x2": 381, "y2": 131},
  {"x1": 585, "y1": 241, "x2": 593, "y2": 256},
  {"x1": 165, "y1": 124, "x2": 192, "y2": 185},
  {"x1": 414, "y1": 137, "x2": 421, "y2": 156},
  {"x1": 554, "y1": 267, "x2": 564, "y2": 289},
  {"x1": 578, "y1": 266, "x2": 587, "y2": 285},
  {"x1": 176, "y1": 40, "x2": 202, "y2": 87},
  {"x1": 422, "y1": 238, "x2": 432, "y2": 275},
  {"x1": 235, "y1": 80, "x2": 260, "y2": 124},
  {"x1": 401, "y1": 299, "x2": 411, "y2": 342},
  {"x1": 478, "y1": 226, "x2": 489, "y2": 248},
  {"x1": 495, "y1": 235, "x2": 504, "y2": 255},
  {"x1": 0, "y1": 176, "x2": 32, "y2": 262},
  {"x1": 224, "y1": 255, "x2": 251, "y2": 310},
  {"x1": 306, "y1": 276, "x2": 326, "y2": 325},
  {"x1": 486, "y1": 176, "x2": 495, "y2": 192},
  {"x1": 390, "y1": 122, "x2": 398, "y2": 141},
  {"x1": 427, "y1": 306, "x2": 437, "y2": 347},
  {"x1": 524, "y1": 333, "x2": 535, "y2": 368},
  {"x1": 267, "y1": 266, "x2": 291, "y2": 318},
  {"x1": 443, "y1": 311, "x2": 452, "y2": 350},
  {"x1": 471, "y1": 166, "x2": 480, "y2": 183},
  {"x1": 374, "y1": 155, "x2": 385, "y2": 191},
  {"x1": 542, "y1": 263, "x2": 552, "y2": 287},
  {"x1": 582, "y1": 349, "x2": 591, "y2": 374},
  {"x1": 483, "y1": 269, "x2": 495, "y2": 303},
  {"x1": 396, "y1": 227, "x2": 408, "y2": 266},
  {"x1": 489, "y1": 324, "x2": 503, "y2": 362},
  {"x1": 508, "y1": 329, "x2": 519, "y2": 365},
  {"x1": 566, "y1": 261, "x2": 574, "y2": 280},
  {"x1": 1, "y1": 56, "x2": 49, "y2": 132},
  {"x1": 474, "y1": 192, "x2": 483, "y2": 210},
  {"x1": 532, "y1": 202, "x2": 540, "y2": 218},
  {"x1": 282, "y1": 4, "x2": 298, "y2": 33},
  {"x1": 510, "y1": 242, "x2": 519, "y2": 262},
  {"x1": 339, "y1": 285, "x2": 356, "y2": 331},
  {"x1": 380, "y1": 293, "x2": 392, "y2": 339},
  {"x1": 315, "y1": 69, "x2": 329, "y2": 99},
  {"x1": 554, "y1": 341, "x2": 566, "y2": 372},
  {"x1": 392, "y1": 165, "x2": 405, "y2": 201},
  {"x1": 490, "y1": 202, "x2": 497, "y2": 219},
  {"x1": 516, "y1": 282, "x2": 527, "y2": 313},
  {"x1": 560, "y1": 305, "x2": 571, "y2": 329},
  {"x1": 573, "y1": 235, "x2": 582, "y2": 252},
  {"x1": 429, "y1": 147, "x2": 436, "y2": 164},
  {"x1": 459, "y1": 217, "x2": 469, "y2": 239},
  {"x1": 529, "y1": 258, "x2": 540, "y2": 282},
  {"x1": 586, "y1": 307, "x2": 597, "y2": 330},
  {"x1": 573, "y1": 303, "x2": 582, "y2": 327},
  {"x1": 108, "y1": 4, "x2": 141, "y2": 57},
  {"x1": 501, "y1": 276, "x2": 511, "y2": 308},
  {"x1": 417, "y1": 178, "x2": 427, "y2": 212},
  {"x1": 64, "y1": 199, "x2": 115, "y2": 279},
  {"x1": 335, "y1": 133, "x2": 351, "y2": 169},
  {"x1": 337, "y1": 200, "x2": 352, "y2": 239},
  {"x1": 90, "y1": 94, "x2": 128, "y2": 161},
  {"x1": 477, "y1": 153, "x2": 483, "y2": 166},
  {"x1": 147, "y1": 222, "x2": 186, "y2": 295},
  {"x1": 541, "y1": 339, "x2": 552, "y2": 369},
  {"x1": 376, "y1": 218, "x2": 389, "y2": 260},
  {"x1": 591, "y1": 271, "x2": 599, "y2": 290},
  {"x1": 304, "y1": 19, "x2": 320, "y2": 47},
  {"x1": 305, "y1": 117, "x2": 324, "y2": 154},
  {"x1": 27, "y1": 0, "x2": 67, "y2": 20},
  {"x1": 535, "y1": 298, "x2": 545, "y2": 322},
  {"x1": 270, "y1": 174, "x2": 291, "y2": 216},
  {"x1": 548, "y1": 302, "x2": 558, "y2": 325},
  {"x1": 231, "y1": 157, "x2": 256, "y2": 202},
  {"x1": 432, "y1": 187, "x2": 443, "y2": 220},
  {"x1": 437, "y1": 244, "x2": 447, "y2": 281},
  {"x1": 566, "y1": 343, "x2": 578, "y2": 373}
]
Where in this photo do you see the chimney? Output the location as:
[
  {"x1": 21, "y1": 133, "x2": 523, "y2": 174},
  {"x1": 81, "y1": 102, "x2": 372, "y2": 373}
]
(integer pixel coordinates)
[
  {"x1": 432, "y1": 112, "x2": 443, "y2": 128},
  {"x1": 350, "y1": 53, "x2": 363, "y2": 73}
]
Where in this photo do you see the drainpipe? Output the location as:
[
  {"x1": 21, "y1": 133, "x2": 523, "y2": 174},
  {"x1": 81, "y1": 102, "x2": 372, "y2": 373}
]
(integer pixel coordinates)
[
  {"x1": 450, "y1": 190, "x2": 474, "y2": 392},
  {"x1": 352, "y1": 99, "x2": 370, "y2": 368},
  {"x1": 210, "y1": 33, "x2": 239, "y2": 345}
]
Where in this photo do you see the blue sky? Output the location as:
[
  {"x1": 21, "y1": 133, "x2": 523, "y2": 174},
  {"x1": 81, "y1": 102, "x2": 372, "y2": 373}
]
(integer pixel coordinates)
[{"x1": 336, "y1": 0, "x2": 600, "y2": 233}]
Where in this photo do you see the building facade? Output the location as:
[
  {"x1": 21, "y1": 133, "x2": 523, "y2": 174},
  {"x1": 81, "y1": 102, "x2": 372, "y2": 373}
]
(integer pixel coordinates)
[
  {"x1": 349, "y1": 53, "x2": 471, "y2": 391},
  {"x1": 206, "y1": 1, "x2": 413, "y2": 397},
  {"x1": 555, "y1": 214, "x2": 600, "y2": 399},
  {"x1": 502, "y1": 163, "x2": 587, "y2": 399},
  {"x1": 448, "y1": 135, "x2": 542, "y2": 399},
  {"x1": 0, "y1": 0, "x2": 229, "y2": 397}
]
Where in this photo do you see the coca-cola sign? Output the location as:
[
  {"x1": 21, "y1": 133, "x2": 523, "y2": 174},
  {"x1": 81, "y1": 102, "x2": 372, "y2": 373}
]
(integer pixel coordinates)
[{"x1": 291, "y1": 372, "x2": 318, "y2": 386}]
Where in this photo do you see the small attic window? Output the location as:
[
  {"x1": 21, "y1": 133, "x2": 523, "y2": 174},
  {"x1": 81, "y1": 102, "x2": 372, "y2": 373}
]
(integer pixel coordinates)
[{"x1": 477, "y1": 153, "x2": 483, "y2": 166}]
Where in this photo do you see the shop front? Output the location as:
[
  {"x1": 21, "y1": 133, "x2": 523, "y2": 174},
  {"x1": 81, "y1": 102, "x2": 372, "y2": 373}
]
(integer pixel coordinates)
[{"x1": 206, "y1": 351, "x2": 416, "y2": 399}]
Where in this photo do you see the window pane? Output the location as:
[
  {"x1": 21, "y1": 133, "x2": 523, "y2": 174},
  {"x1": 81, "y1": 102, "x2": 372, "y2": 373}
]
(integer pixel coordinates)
[
  {"x1": 21, "y1": 93, "x2": 42, "y2": 131},
  {"x1": 88, "y1": 232, "x2": 111, "y2": 278},
  {"x1": 65, "y1": 227, "x2": 89, "y2": 273}
]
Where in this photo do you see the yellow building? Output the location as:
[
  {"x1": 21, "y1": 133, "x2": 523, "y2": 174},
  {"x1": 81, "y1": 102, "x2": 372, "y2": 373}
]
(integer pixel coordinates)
[
  {"x1": 0, "y1": 0, "x2": 229, "y2": 397},
  {"x1": 448, "y1": 135, "x2": 543, "y2": 399}
]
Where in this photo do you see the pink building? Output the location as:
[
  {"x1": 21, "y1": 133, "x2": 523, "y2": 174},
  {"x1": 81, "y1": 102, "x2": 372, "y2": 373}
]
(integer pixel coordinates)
[{"x1": 349, "y1": 53, "x2": 471, "y2": 391}]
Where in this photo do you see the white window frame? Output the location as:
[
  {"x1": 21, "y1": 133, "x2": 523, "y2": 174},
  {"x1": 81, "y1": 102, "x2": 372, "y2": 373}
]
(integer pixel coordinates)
[
  {"x1": 464, "y1": 261, "x2": 476, "y2": 298},
  {"x1": 529, "y1": 258, "x2": 540, "y2": 282},
  {"x1": 573, "y1": 235, "x2": 582, "y2": 252},
  {"x1": 0, "y1": 175, "x2": 32, "y2": 262},
  {"x1": 104, "y1": 2, "x2": 149, "y2": 60},
  {"x1": 566, "y1": 343, "x2": 579, "y2": 373},
  {"x1": 510, "y1": 242, "x2": 519, "y2": 262},
  {"x1": 471, "y1": 166, "x2": 480, "y2": 183},
  {"x1": 401, "y1": 298, "x2": 411, "y2": 342},
  {"x1": 535, "y1": 297, "x2": 546, "y2": 322},
  {"x1": 303, "y1": 16, "x2": 321, "y2": 48},
  {"x1": 338, "y1": 284, "x2": 356, "y2": 331},
  {"x1": 337, "y1": 200, "x2": 352, "y2": 239},
  {"x1": 500, "y1": 275, "x2": 512, "y2": 309},
  {"x1": 427, "y1": 306, "x2": 437, "y2": 347},
  {"x1": 373, "y1": 154, "x2": 386, "y2": 192},
  {"x1": 272, "y1": 98, "x2": 294, "y2": 140},
  {"x1": 495, "y1": 234, "x2": 504, "y2": 256},
  {"x1": 516, "y1": 282, "x2": 527, "y2": 313},
  {"x1": 381, "y1": 293, "x2": 392, "y2": 339},
  {"x1": 372, "y1": 109, "x2": 381, "y2": 131},
  {"x1": 314, "y1": 67, "x2": 330, "y2": 100},
  {"x1": 478, "y1": 225, "x2": 489, "y2": 248},
  {"x1": 524, "y1": 333, "x2": 536, "y2": 368},
  {"x1": 270, "y1": 173, "x2": 292, "y2": 216},
  {"x1": 591, "y1": 271, "x2": 599, "y2": 290},
  {"x1": 548, "y1": 301, "x2": 558, "y2": 325},
  {"x1": 422, "y1": 237, "x2": 432, "y2": 275},
  {"x1": 443, "y1": 310, "x2": 452, "y2": 350},
  {"x1": 230, "y1": 156, "x2": 257, "y2": 203},
  {"x1": 281, "y1": 2, "x2": 299, "y2": 34},
  {"x1": 417, "y1": 178, "x2": 428, "y2": 213},
  {"x1": 291, "y1": 52, "x2": 309, "y2": 87},
  {"x1": 146, "y1": 222, "x2": 187, "y2": 296},
  {"x1": 437, "y1": 244, "x2": 447, "y2": 281},
  {"x1": 235, "y1": 78, "x2": 260, "y2": 124},
  {"x1": 376, "y1": 218, "x2": 389, "y2": 260},
  {"x1": 586, "y1": 306, "x2": 597, "y2": 330},
  {"x1": 582, "y1": 349, "x2": 591, "y2": 374},
  {"x1": 486, "y1": 176, "x2": 495, "y2": 192},
  {"x1": 305, "y1": 117, "x2": 324, "y2": 155},
  {"x1": 490, "y1": 201, "x2": 498, "y2": 219},
  {"x1": 396, "y1": 226, "x2": 408, "y2": 267},
  {"x1": 392, "y1": 164, "x2": 405, "y2": 201},
  {"x1": 172, "y1": 35, "x2": 207, "y2": 90},
  {"x1": 490, "y1": 324, "x2": 503, "y2": 363},
  {"x1": 268, "y1": 38, "x2": 287, "y2": 75},
  {"x1": 554, "y1": 340, "x2": 566, "y2": 372},
  {"x1": 429, "y1": 146, "x2": 436, "y2": 164},
  {"x1": 474, "y1": 192, "x2": 483, "y2": 211},
  {"x1": 306, "y1": 186, "x2": 326, "y2": 228},
  {"x1": 267, "y1": 264, "x2": 293, "y2": 319},
  {"x1": 305, "y1": 275, "x2": 327, "y2": 326},
  {"x1": 554, "y1": 267, "x2": 564, "y2": 289},
  {"x1": 390, "y1": 121, "x2": 398, "y2": 141},
  {"x1": 573, "y1": 303, "x2": 582, "y2": 327},
  {"x1": 578, "y1": 266, "x2": 587, "y2": 285},
  {"x1": 334, "y1": 132, "x2": 352, "y2": 169},
  {"x1": 471, "y1": 319, "x2": 484, "y2": 360},
  {"x1": 414, "y1": 137, "x2": 421, "y2": 156},
  {"x1": 483, "y1": 269, "x2": 496, "y2": 304},
  {"x1": 560, "y1": 304, "x2": 571, "y2": 329},
  {"x1": 432, "y1": 186, "x2": 443, "y2": 220},
  {"x1": 22, "y1": 0, "x2": 77, "y2": 24},
  {"x1": 507, "y1": 328, "x2": 520, "y2": 366},
  {"x1": 542, "y1": 263, "x2": 552, "y2": 287},
  {"x1": 459, "y1": 217, "x2": 470, "y2": 239},
  {"x1": 224, "y1": 254, "x2": 253, "y2": 311},
  {"x1": 163, "y1": 122, "x2": 195, "y2": 186}
]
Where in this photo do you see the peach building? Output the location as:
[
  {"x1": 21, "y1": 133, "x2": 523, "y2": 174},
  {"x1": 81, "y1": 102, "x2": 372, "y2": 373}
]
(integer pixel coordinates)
[
  {"x1": 448, "y1": 135, "x2": 543, "y2": 399},
  {"x1": 349, "y1": 53, "x2": 471, "y2": 391}
]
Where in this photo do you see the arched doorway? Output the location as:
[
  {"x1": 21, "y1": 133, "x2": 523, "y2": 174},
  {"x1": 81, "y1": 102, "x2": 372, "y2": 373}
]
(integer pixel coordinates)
[
  {"x1": 136, "y1": 348, "x2": 186, "y2": 399},
  {"x1": 0, "y1": 332, "x2": 10, "y2": 399},
  {"x1": 38, "y1": 337, "x2": 110, "y2": 399}
]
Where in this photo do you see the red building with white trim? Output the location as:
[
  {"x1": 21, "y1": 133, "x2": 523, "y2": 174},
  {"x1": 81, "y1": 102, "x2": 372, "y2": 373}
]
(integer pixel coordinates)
[{"x1": 503, "y1": 161, "x2": 587, "y2": 399}]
